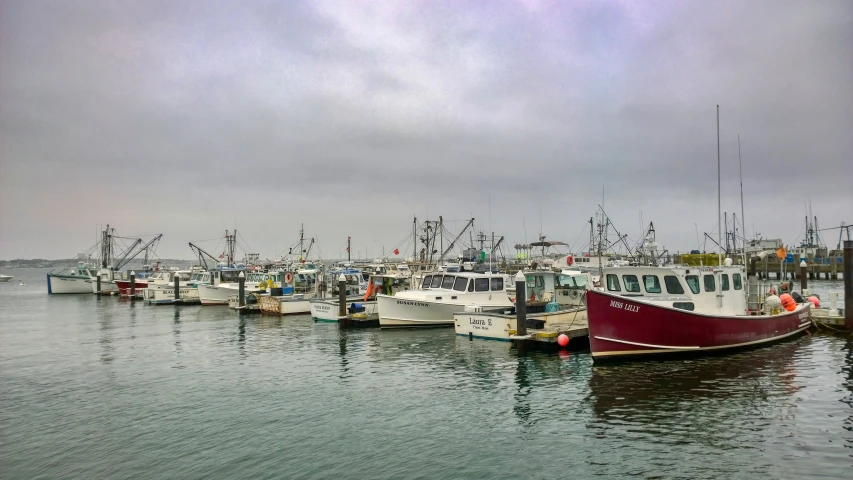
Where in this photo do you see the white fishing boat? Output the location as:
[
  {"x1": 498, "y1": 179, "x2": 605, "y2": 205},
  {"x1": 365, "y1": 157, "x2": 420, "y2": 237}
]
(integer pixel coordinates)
[
  {"x1": 377, "y1": 271, "x2": 513, "y2": 328},
  {"x1": 0, "y1": 274, "x2": 13, "y2": 282},
  {"x1": 454, "y1": 270, "x2": 590, "y2": 341},
  {"x1": 47, "y1": 263, "x2": 100, "y2": 294}
]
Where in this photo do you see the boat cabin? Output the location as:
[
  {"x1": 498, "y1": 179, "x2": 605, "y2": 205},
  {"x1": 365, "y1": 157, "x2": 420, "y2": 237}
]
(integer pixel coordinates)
[
  {"x1": 601, "y1": 266, "x2": 747, "y2": 315},
  {"x1": 419, "y1": 272, "x2": 507, "y2": 294}
]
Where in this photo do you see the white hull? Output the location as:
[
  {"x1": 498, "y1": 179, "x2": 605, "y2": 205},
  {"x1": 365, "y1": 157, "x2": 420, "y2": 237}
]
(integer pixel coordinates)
[
  {"x1": 0, "y1": 275, "x2": 13, "y2": 282},
  {"x1": 48, "y1": 274, "x2": 94, "y2": 294},
  {"x1": 199, "y1": 283, "x2": 265, "y2": 306},
  {"x1": 310, "y1": 298, "x2": 378, "y2": 322},
  {"x1": 454, "y1": 307, "x2": 587, "y2": 341},
  {"x1": 377, "y1": 294, "x2": 512, "y2": 328},
  {"x1": 198, "y1": 284, "x2": 231, "y2": 305},
  {"x1": 146, "y1": 286, "x2": 199, "y2": 304},
  {"x1": 92, "y1": 280, "x2": 119, "y2": 294},
  {"x1": 258, "y1": 295, "x2": 313, "y2": 315}
]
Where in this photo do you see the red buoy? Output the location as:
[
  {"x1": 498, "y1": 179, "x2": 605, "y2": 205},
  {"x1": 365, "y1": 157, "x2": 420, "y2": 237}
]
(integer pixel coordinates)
[
  {"x1": 807, "y1": 296, "x2": 820, "y2": 308},
  {"x1": 557, "y1": 334, "x2": 569, "y2": 347}
]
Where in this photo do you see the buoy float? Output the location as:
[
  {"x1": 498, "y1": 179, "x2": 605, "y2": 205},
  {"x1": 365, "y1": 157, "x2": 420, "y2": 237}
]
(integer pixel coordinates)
[
  {"x1": 566, "y1": 255, "x2": 574, "y2": 266},
  {"x1": 557, "y1": 334, "x2": 569, "y2": 347},
  {"x1": 780, "y1": 293, "x2": 796, "y2": 312},
  {"x1": 807, "y1": 296, "x2": 820, "y2": 308},
  {"x1": 284, "y1": 272, "x2": 294, "y2": 284}
]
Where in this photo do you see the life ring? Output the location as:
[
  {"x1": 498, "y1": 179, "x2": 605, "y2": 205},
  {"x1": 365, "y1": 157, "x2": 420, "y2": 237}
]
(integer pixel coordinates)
[
  {"x1": 566, "y1": 255, "x2": 574, "y2": 266},
  {"x1": 284, "y1": 272, "x2": 294, "y2": 284}
]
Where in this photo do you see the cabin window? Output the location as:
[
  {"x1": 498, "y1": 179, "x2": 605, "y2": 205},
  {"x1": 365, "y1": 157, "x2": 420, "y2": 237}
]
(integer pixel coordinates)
[
  {"x1": 441, "y1": 275, "x2": 455, "y2": 289},
  {"x1": 453, "y1": 277, "x2": 468, "y2": 292},
  {"x1": 622, "y1": 275, "x2": 641, "y2": 293},
  {"x1": 664, "y1": 275, "x2": 684, "y2": 294},
  {"x1": 430, "y1": 276, "x2": 443, "y2": 288},
  {"x1": 491, "y1": 277, "x2": 504, "y2": 291},
  {"x1": 704, "y1": 275, "x2": 716, "y2": 292},
  {"x1": 606, "y1": 274, "x2": 621, "y2": 292},
  {"x1": 422, "y1": 275, "x2": 432, "y2": 288},
  {"x1": 733, "y1": 273, "x2": 743, "y2": 290},
  {"x1": 474, "y1": 278, "x2": 490, "y2": 292},
  {"x1": 673, "y1": 302, "x2": 695, "y2": 311},
  {"x1": 721, "y1": 274, "x2": 730, "y2": 291},
  {"x1": 642, "y1": 275, "x2": 662, "y2": 294},
  {"x1": 526, "y1": 276, "x2": 537, "y2": 288},
  {"x1": 685, "y1": 275, "x2": 700, "y2": 294}
]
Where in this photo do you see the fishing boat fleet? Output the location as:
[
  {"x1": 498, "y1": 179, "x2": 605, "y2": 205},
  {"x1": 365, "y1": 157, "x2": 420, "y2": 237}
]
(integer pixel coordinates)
[{"x1": 36, "y1": 201, "x2": 834, "y2": 364}]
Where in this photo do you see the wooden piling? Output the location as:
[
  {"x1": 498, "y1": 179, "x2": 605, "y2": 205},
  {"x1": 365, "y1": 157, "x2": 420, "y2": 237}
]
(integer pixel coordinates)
[
  {"x1": 844, "y1": 240, "x2": 852, "y2": 331},
  {"x1": 130, "y1": 271, "x2": 136, "y2": 297},
  {"x1": 96, "y1": 275, "x2": 101, "y2": 295},
  {"x1": 174, "y1": 274, "x2": 180, "y2": 301},
  {"x1": 799, "y1": 260, "x2": 807, "y2": 295}
]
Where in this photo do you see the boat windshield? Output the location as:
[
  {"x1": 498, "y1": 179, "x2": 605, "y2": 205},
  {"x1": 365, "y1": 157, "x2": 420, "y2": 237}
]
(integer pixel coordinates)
[{"x1": 559, "y1": 275, "x2": 587, "y2": 288}]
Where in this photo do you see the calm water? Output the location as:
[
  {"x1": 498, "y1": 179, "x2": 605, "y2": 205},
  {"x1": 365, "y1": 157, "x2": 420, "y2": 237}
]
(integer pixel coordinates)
[{"x1": 1, "y1": 268, "x2": 850, "y2": 479}]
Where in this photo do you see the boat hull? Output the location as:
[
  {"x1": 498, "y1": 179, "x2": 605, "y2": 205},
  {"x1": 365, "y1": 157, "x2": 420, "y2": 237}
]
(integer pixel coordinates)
[
  {"x1": 310, "y1": 298, "x2": 378, "y2": 322},
  {"x1": 377, "y1": 294, "x2": 512, "y2": 328},
  {"x1": 145, "y1": 286, "x2": 199, "y2": 304},
  {"x1": 586, "y1": 289, "x2": 811, "y2": 360},
  {"x1": 258, "y1": 295, "x2": 313, "y2": 315},
  {"x1": 453, "y1": 307, "x2": 587, "y2": 341},
  {"x1": 198, "y1": 284, "x2": 232, "y2": 305},
  {"x1": 0, "y1": 275, "x2": 13, "y2": 282},
  {"x1": 47, "y1": 274, "x2": 94, "y2": 294},
  {"x1": 113, "y1": 279, "x2": 148, "y2": 295}
]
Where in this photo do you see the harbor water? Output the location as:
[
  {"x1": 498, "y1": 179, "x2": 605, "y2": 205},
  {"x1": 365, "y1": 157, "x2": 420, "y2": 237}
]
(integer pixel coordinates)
[{"x1": 1, "y1": 268, "x2": 851, "y2": 479}]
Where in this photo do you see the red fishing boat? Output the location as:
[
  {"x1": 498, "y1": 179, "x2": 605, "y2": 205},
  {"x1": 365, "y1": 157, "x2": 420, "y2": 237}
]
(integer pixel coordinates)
[{"x1": 586, "y1": 265, "x2": 811, "y2": 360}]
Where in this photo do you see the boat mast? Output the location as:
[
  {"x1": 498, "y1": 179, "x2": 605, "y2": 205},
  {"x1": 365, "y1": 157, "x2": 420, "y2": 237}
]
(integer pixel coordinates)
[
  {"x1": 738, "y1": 134, "x2": 746, "y2": 267},
  {"x1": 716, "y1": 105, "x2": 723, "y2": 307}
]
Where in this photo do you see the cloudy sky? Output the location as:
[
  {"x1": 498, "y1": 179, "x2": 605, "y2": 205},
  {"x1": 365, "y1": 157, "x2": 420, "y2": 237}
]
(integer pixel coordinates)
[{"x1": 1, "y1": 0, "x2": 851, "y2": 261}]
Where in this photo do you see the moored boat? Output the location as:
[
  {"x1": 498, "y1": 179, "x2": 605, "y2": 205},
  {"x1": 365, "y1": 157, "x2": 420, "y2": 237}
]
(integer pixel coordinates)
[
  {"x1": 0, "y1": 274, "x2": 13, "y2": 282},
  {"x1": 454, "y1": 269, "x2": 590, "y2": 340},
  {"x1": 586, "y1": 265, "x2": 811, "y2": 360},
  {"x1": 47, "y1": 263, "x2": 99, "y2": 294},
  {"x1": 378, "y1": 271, "x2": 513, "y2": 328}
]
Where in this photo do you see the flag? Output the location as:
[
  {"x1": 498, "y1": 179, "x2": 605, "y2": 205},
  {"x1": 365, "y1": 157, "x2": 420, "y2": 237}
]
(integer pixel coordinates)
[
  {"x1": 776, "y1": 246, "x2": 786, "y2": 259},
  {"x1": 393, "y1": 248, "x2": 399, "y2": 255},
  {"x1": 219, "y1": 253, "x2": 225, "y2": 259},
  {"x1": 346, "y1": 246, "x2": 350, "y2": 252}
]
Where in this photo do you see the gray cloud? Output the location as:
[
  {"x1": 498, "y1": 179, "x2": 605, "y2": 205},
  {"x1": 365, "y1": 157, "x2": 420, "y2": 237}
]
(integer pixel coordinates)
[{"x1": 2, "y1": 0, "x2": 851, "y2": 260}]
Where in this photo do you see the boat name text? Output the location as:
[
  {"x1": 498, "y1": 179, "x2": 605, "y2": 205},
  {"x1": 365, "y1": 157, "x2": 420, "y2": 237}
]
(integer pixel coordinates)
[
  {"x1": 397, "y1": 300, "x2": 429, "y2": 307},
  {"x1": 609, "y1": 300, "x2": 640, "y2": 312}
]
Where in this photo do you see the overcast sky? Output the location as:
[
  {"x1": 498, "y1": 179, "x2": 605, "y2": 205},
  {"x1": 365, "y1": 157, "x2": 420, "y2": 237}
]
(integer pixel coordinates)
[{"x1": 1, "y1": 0, "x2": 851, "y2": 261}]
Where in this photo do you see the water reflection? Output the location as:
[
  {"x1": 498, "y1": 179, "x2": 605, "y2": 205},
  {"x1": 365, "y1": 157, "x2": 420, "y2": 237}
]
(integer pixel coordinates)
[
  {"x1": 173, "y1": 308, "x2": 181, "y2": 358},
  {"x1": 237, "y1": 317, "x2": 246, "y2": 359},
  {"x1": 588, "y1": 340, "x2": 804, "y2": 420},
  {"x1": 513, "y1": 357, "x2": 531, "y2": 425}
]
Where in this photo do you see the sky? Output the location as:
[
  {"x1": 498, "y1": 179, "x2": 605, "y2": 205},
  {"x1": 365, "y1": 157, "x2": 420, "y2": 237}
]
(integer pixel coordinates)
[{"x1": 1, "y1": 0, "x2": 851, "y2": 261}]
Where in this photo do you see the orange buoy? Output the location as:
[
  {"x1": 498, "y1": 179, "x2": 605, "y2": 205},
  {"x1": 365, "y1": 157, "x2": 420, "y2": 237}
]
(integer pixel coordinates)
[
  {"x1": 780, "y1": 293, "x2": 796, "y2": 312},
  {"x1": 807, "y1": 296, "x2": 820, "y2": 308}
]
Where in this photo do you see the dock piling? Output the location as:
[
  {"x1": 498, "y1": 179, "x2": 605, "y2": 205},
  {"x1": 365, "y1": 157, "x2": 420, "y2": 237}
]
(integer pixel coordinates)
[
  {"x1": 174, "y1": 274, "x2": 180, "y2": 301},
  {"x1": 844, "y1": 240, "x2": 852, "y2": 330},
  {"x1": 799, "y1": 260, "x2": 808, "y2": 296},
  {"x1": 515, "y1": 271, "x2": 528, "y2": 337},
  {"x1": 338, "y1": 274, "x2": 347, "y2": 318},
  {"x1": 130, "y1": 271, "x2": 136, "y2": 298},
  {"x1": 238, "y1": 271, "x2": 245, "y2": 308},
  {"x1": 96, "y1": 275, "x2": 101, "y2": 295}
]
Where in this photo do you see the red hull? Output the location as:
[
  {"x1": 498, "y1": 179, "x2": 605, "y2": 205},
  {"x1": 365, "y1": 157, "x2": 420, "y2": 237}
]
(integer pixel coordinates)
[
  {"x1": 586, "y1": 289, "x2": 811, "y2": 360},
  {"x1": 114, "y1": 279, "x2": 148, "y2": 295}
]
